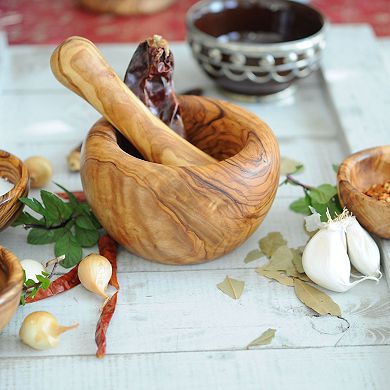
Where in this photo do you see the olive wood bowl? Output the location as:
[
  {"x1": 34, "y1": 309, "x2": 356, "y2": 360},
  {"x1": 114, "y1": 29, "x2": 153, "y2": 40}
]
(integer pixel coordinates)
[
  {"x1": 337, "y1": 145, "x2": 390, "y2": 239},
  {"x1": 0, "y1": 246, "x2": 23, "y2": 332},
  {"x1": 81, "y1": 95, "x2": 280, "y2": 264},
  {"x1": 0, "y1": 150, "x2": 29, "y2": 231},
  {"x1": 79, "y1": 0, "x2": 176, "y2": 15}
]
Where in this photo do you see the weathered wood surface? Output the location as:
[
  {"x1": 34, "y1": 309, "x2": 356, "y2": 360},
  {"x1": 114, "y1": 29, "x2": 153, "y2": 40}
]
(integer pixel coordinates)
[{"x1": 0, "y1": 27, "x2": 390, "y2": 390}]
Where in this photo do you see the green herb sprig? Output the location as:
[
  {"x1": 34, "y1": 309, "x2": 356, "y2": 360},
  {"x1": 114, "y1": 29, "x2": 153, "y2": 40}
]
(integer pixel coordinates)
[
  {"x1": 280, "y1": 159, "x2": 342, "y2": 221},
  {"x1": 20, "y1": 271, "x2": 51, "y2": 306},
  {"x1": 13, "y1": 184, "x2": 101, "y2": 268}
]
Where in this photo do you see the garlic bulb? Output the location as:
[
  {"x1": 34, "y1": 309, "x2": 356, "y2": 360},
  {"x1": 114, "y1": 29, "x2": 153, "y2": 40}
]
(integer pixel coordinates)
[
  {"x1": 345, "y1": 216, "x2": 381, "y2": 278},
  {"x1": 20, "y1": 259, "x2": 46, "y2": 283},
  {"x1": 302, "y1": 217, "x2": 378, "y2": 293},
  {"x1": 19, "y1": 311, "x2": 78, "y2": 350},
  {"x1": 78, "y1": 254, "x2": 112, "y2": 299}
]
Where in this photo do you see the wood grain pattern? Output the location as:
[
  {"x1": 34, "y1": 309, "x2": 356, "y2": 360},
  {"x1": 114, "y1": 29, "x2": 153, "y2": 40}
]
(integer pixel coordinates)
[
  {"x1": 50, "y1": 36, "x2": 215, "y2": 167},
  {"x1": 0, "y1": 150, "x2": 29, "y2": 231},
  {"x1": 81, "y1": 95, "x2": 280, "y2": 264},
  {"x1": 337, "y1": 145, "x2": 390, "y2": 238},
  {"x1": 78, "y1": 0, "x2": 176, "y2": 15},
  {"x1": 0, "y1": 246, "x2": 23, "y2": 332}
]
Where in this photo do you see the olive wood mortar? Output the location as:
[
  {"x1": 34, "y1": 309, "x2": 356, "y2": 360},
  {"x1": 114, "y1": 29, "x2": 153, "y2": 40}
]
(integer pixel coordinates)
[
  {"x1": 0, "y1": 246, "x2": 23, "y2": 332},
  {"x1": 338, "y1": 145, "x2": 390, "y2": 239},
  {"x1": 0, "y1": 150, "x2": 29, "y2": 231},
  {"x1": 81, "y1": 95, "x2": 280, "y2": 264}
]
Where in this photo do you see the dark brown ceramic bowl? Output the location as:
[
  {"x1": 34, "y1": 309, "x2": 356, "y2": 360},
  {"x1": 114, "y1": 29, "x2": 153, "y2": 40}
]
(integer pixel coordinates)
[
  {"x1": 0, "y1": 150, "x2": 29, "y2": 231},
  {"x1": 337, "y1": 146, "x2": 390, "y2": 239},
  {"x1": 187, "y1": 0, "x2": 326, "y2": 96}
]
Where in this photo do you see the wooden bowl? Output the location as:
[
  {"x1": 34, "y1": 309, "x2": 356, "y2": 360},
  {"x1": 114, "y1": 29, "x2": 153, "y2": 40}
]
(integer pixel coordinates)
[
  {"x1": 81, "y1": 95, "x2": 280, "y2": 264},
  {"x1": 337, "y1": 145, "x2": 390, "y2": 239},
  {"x1": 0, "y1": 246, "x2": 23, "y2": 332},
  {"x1": 79, "y1": 0, "x2": 176, "y2": 15},
  {"x1": 0, "y1": 150, "x2": 29, "y2": 231}
]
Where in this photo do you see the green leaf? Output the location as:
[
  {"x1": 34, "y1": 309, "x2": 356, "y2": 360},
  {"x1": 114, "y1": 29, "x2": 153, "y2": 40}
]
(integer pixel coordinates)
[
  {"x1": 75, "y1": 215, "x2": 96, "y2": 230},
  {"x1": 309, "y1": 184, "x2": 337, "y2": 205},
  {"x1": 24, "y1": 278, "x2": 36, "y2": 287},
  {"x1": 41, "y1": 190, "x2": 73, "y2": 221},
  {"x1": 12, "y1": 212, "x2": 44, "y2": 227},
  {"x1": 289, "y1": 195, "x2": 311, "y2": 215},
  {"x1": 19, "y1": 198, "x2": 48, "y2": 217},
  {"x1": 75, "y1": 225, "x2": 99, "y2": 248},
  {"x1": 27, "y1": 228, "x2": 57, "y2": 245},
  {"x1": 20, "y1": 294, "x2": 26, "y2": 306},
  {"x1": 332, "y1": 164, "x2": 339, "y2": 173},
  {"x1": 55, "y1": 231, "x2": 83, "y2": 268},
  {"x1": 36, "y1": 274, "x2": 50, "y2": 289},
  {"x1": 54, "y1": 182, "x2": 80, "y2": 209}
]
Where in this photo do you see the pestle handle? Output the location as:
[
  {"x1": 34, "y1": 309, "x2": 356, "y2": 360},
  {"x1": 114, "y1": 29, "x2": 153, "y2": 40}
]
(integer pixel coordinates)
[{"x1": 50, "y1": 36, "x2": 216, "y2": 166}]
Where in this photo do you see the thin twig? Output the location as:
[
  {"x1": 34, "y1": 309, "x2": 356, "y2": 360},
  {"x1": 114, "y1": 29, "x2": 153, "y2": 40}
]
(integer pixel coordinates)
[{"x1": 285, "y1": 174, "x2": 314, "y2": 191}]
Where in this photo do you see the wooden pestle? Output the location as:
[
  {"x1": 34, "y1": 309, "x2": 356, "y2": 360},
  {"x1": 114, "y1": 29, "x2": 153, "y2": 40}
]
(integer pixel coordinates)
[{"x1": 50, "y1": 36, "x2": 216, "y2": 166}]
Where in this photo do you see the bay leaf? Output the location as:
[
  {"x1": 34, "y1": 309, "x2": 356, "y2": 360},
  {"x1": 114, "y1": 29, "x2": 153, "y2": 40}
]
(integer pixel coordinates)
[
  {"x1": 244, "y1": 249, "x2": 264, "y2": 264},
  {"x1": 294, "y1": 279, "x2": 341, "y2": 316},
  {"x1": 256, "y1": 269, "x2": 295, "y2": 287},
  {"x1": 259, "y1": 232, "x2": 287, "y2": 258},
  {"x1": 217, "y1": 276, "x2": 245, "y2": 300},
  {"x1": 262, "y1": 245, "x2": 293, "y2": 271},
  {"x1": 247, "y1": 328, "x2": 276, "y2": 348},
  {"x1": 291, "y1": 247, "x2": 305, "y2": 274},
  {"x1": 280, "y1": 157, "x2": 303, "y2": 176}
]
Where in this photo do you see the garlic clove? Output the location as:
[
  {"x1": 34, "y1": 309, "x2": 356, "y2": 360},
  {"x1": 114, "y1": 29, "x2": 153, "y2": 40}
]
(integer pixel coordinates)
[
  {"x1": 20, "y1": 259, "x2": 46, "y2": 283},
  {"x1": 19, "y1": 311, "x2": 78, "y2": 350},
  {"x1": 78, "y1": 254, "x2": 112, "y2": 299},
  {"x1": 345, "y1": 217, "x2": 381, "y2": 278},
  {"x1": 304, "y1": 206, "x2": 325, "y2": 232},
  {"x1": 302, "y1": 221, "x2": 379, "y2": 293}
]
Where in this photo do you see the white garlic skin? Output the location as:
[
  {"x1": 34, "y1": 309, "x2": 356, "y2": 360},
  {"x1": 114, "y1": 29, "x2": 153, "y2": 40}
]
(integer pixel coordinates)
[
  {"x1": 78, "y1": 254, "x2": 112, "y2": 299},
  {"x1": 302, "y1": 222, "x2": 352, "y2": 292},
  {"x1": 346, "y1": 217, "x2": 381, "y2": 277},
  {"x1": 20, "y1": 259, "x2": 46, "y2": 283},
  {"x1": 19, "y1": 311, "x2": 78, "y2": 350}
]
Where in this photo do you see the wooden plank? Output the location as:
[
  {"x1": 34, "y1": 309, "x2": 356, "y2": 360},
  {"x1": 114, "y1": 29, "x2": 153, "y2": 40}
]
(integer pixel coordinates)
[
  {"x1": 0, "y1": 346, "x2": 388, "y2": 390},
  {"x1": 322, "y1": 25, "x2": 390, "y2": 152},
  {"x1": 1, "y1": 266, "x2": 389, "y2": 358},
  {"x1": 323, "y1": 26, "x2": 390, "y2": 286}
]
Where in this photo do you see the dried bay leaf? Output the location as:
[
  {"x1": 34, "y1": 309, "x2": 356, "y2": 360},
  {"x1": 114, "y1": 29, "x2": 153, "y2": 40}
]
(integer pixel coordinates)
[
  {"x1": 247, "y1": 328, "x2": 276, "y2": 348},
  {"x1": 256, "y1": 269, "x2": 295, "y2": 287},
  {"x1": 244, "y1": 249, "x2": 264, "y2": 263},
  {"x1": 259, "y1": 232, "x2": 287, "y2": 257},
  {"x1": 294, "y1": 279, "x2": 341, "y2": 316},
  {"x1": 217, "y1": 276, "x2": 245, "y2": 300},
  {"x1": 280, "y1": 157, "x2": 304, "y2": 175},
  {"x1": 262, "y1": 245, "x2": 293, "y2": 271},
  {"x1": 291, "y1": 247, "x2": 305, "y2": 274}
]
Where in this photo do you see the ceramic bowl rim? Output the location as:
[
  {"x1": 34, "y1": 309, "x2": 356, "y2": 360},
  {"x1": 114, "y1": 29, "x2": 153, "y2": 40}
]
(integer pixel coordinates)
[{"x1": 186, "y1": 0, "x2": 327, "y2": 54}]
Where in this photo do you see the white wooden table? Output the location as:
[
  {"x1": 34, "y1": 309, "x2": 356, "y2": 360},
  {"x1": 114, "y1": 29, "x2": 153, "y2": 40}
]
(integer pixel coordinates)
[{"x1": 0, "y1": 25, "x2": 389, "y2": 390}]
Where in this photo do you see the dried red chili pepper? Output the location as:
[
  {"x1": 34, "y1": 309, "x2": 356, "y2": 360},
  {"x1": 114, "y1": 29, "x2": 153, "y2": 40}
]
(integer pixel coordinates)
[
  {"x1": 98, "y1": 235, "x2": 119, "y2": 290},
  {"x1": 56, "y1": 191, "x2": 86, "y2": 203},
  {"x1": 95, "y1": 291, "x2": 118, "y2": 358},
  {"x1": 26, "y1": 265, "x2": 80, "y2": 303},
  {"x1": 124, "y1": 35, "x2": 185, "y2": 137}
]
